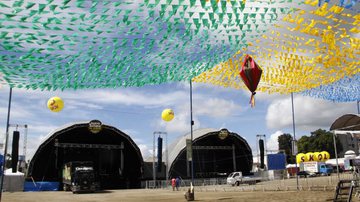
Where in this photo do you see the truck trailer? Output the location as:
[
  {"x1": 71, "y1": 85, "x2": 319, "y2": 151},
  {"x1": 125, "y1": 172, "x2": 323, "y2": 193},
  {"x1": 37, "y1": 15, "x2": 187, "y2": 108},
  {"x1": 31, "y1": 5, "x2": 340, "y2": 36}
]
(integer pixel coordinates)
[
  {"x1": 62, "y1": 161, "x2": 100, "y2": 193},
  {"x1": 300, "y1": 161, "x2": 333, "y2": 176}
]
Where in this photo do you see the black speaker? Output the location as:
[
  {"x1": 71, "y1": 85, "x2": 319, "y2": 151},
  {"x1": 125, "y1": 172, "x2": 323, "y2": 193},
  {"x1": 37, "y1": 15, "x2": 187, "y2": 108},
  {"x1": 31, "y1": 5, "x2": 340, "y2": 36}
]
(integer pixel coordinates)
[
  {"x1": 259, "y1": 139, "x2": 264, "y2": 169},
  {"x1": 12, "y1": 131, "x2": 20, "y2": 173},
  {"x1": 157, "y1": 137, "x2": 163, "y2": 172}
]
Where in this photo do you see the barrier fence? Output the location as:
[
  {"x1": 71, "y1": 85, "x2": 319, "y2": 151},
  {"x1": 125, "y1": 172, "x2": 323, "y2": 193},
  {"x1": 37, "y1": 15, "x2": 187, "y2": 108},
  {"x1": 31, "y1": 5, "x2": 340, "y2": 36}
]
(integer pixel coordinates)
[{"x1": 143, "y1": 172, "x2": 355, "y2": 192}]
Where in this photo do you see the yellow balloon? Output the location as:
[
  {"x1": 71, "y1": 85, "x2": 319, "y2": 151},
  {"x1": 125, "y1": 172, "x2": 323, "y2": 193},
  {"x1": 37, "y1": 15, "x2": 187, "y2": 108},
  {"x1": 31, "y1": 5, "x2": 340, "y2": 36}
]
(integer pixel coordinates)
[
  {"x1": 296, "y1": 153, "x2": 307, "y2": 164},
  {"x1": 321, "y1": 151, "x2": 330, "y2": 161},
  {"x1": 316, "y1": 152, "x2": 325, "y2": 162},
  {"x1": 313, "y1": 152, "x2": 320, "y2": 161},
  {"x1": 47, "y1": 96, "x2": 64, "y2": 112},
  {"x1": 306, "y1": 152, "x2": 316, "y2": 162},
  {"x1": 161, "y1": 109, "x2": 174, "y2": 122}
]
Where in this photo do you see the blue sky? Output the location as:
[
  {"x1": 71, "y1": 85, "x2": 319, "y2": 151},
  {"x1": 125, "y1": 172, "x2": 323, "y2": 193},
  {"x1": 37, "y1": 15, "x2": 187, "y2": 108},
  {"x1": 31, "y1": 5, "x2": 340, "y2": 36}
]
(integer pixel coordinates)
[{"x1": 0, "y1": 82, "x2": 358, "y2": 161}]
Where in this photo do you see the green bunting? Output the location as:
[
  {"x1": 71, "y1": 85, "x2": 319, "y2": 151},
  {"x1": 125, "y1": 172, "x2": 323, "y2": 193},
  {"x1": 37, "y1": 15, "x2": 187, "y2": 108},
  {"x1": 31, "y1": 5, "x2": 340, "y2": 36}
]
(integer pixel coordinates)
[{"x1": 0, "y1": 0, "x2": 297, "y2": 90}]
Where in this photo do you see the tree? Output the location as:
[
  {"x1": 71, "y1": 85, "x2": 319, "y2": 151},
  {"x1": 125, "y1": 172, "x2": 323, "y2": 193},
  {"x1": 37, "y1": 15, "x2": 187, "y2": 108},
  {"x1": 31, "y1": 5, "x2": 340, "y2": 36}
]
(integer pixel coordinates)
[
  {"x1": 297, "y1": 129, "x2": 343, "y2": 158},
  {"x1": 297, "y1": 136, "x2": 311, "y2": 153},
  {"x1": 278, "y1": 133, "x2": 295, "y2": 164}
]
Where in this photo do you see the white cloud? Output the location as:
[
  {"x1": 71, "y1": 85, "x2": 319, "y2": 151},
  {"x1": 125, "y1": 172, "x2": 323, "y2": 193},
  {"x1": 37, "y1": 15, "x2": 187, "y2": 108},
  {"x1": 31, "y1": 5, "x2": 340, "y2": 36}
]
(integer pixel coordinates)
[
  {"x1": 68, "y1": 89, "x2": 188, "y2": 107},
  {"x1": 5, "y1": 87, "x2": 188, "y2": 108},
  {"x1": 137, "y1": 144, "x2": 150, "y2": 159},
  {"x1": 26, "y1": 124, "x2": 58, "y2": 136},
  {"x1": 194, "y1": 98, "x2": 242, "y2": 117},
  {"x1": 0, "y1": 104, "x2": 34, "y2": 120},
  {"x1": 159, "y1": 111, "x2": 195, "y2": 135},
  {"x1": 152, "y1": 90, "x2": 243, "y2": 135},
  {"x1": 266, "y1": 131, "x2": 283, "y2": 151},
  {"x1": 266, "y1": 95, "x2": 356, "y2": 131}
]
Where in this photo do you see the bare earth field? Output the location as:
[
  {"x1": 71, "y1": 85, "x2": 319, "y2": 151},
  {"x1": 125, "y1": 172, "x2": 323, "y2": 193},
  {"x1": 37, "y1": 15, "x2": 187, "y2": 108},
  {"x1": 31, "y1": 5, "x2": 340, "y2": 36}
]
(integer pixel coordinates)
[
  {"x1": 2, "y1": 175, "x2": 354, "y2": 202},
  {"x1": 2, "y1": 189, "x2": 335, "y2": 202}
]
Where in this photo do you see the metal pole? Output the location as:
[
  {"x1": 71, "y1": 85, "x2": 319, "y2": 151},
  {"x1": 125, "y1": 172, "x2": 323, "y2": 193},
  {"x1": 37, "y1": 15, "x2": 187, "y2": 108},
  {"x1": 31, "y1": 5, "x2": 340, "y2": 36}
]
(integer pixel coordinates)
[
  {"x1": 256, "y1": 135, "x2": 259, "y2": 168},
  {"x1": 357, "y1": 100, "x2": 359, "y2": 114},
  {"x1": 333, "y1": 131, "x2": 340, "y2": 180},
  {"x1": 165, "y1": 133, "x2": 168, "y2": 182},
  {"x1": 189, "y1": 80, "x2": 194, "y2": 184},
  {"x1": 153, "y1": 132, "x2": 156, "y2": 184},
  {"x1": 0, "y1": 87, "x2": 12, "y2": 201},
  {"x1": 291, "y1": 92, "x2": 299, "y2": 190},
  {"x1": 24, "y1": 125, "x2": 28, "y2": 162}
]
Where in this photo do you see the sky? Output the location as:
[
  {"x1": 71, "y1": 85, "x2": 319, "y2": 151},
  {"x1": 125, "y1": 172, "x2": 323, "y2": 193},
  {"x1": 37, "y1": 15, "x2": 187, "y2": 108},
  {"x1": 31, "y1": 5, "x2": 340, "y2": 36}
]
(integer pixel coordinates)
[{"x1": 0, "y1": 82, "x2": 358, "y2": 162}]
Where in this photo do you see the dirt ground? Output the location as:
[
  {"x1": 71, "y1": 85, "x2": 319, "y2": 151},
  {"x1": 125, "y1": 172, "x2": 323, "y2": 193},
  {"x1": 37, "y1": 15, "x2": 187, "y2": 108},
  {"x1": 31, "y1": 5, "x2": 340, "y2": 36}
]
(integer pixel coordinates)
[
  {"x1": 2, "y1": 188, "x2": 336, "y2": 202},
  {"x1": 2, "y1": 174, "x2": 355, "y2": 202}
]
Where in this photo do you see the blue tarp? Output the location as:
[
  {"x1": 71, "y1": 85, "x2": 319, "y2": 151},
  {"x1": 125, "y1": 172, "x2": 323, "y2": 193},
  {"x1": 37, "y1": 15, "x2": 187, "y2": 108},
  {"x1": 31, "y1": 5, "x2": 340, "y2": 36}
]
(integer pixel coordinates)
[{"x1": 24, "y1": 182, "x2": 59, "y2": 192}]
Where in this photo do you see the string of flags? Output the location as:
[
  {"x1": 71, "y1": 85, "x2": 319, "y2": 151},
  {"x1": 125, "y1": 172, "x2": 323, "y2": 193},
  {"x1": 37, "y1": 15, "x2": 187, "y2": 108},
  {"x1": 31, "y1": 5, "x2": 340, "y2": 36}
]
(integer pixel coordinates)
[{"x1": 0, "y1": 0, "x2": 358, "y2": 102}]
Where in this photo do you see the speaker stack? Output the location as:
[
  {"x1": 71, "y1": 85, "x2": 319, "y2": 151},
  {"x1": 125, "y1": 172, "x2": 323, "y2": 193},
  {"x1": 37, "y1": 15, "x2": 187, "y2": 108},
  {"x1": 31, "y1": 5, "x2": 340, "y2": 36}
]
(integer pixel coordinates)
[
  {"x1": 11, "y1": 131, "x2": 20, "y2": 173},
  {"x1": 259, "y1": 139, "x2": 265, "y2": 169},
  {"x1": 157, "y1": 136, "x2": 163, "y2": 172}
]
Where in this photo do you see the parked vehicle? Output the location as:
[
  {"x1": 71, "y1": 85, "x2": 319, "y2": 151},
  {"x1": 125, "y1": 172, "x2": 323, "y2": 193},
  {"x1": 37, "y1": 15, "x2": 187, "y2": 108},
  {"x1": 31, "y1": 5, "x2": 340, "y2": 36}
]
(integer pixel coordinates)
[
  {"x1": 227, "y1": 172, "x2": 243, "y2": 186},
  {"x1": 301, "y1": 162, "x2": 333, "y2": 176},
  {"x1": 296, "y1": 171, "x2": 317, "y2": 178},
  {"x1": 227, "y1": 172, "x2": 262, "y2": 186},
  {"x1": 62, "y1": 161, "x2": 100, "y2": 194}
]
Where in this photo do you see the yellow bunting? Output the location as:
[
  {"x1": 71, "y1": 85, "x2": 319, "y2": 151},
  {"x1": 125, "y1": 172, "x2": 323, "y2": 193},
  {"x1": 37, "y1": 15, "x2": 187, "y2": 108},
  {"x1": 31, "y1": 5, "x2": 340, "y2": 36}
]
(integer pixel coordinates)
[{"x1": 193, "y1": 2, "x2": 359, "y2": 95}]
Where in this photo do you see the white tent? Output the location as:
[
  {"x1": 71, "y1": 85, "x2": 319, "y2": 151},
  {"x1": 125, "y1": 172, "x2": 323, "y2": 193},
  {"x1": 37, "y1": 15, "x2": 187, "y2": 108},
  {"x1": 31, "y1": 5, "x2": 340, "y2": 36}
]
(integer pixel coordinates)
[
  {"x1": 330, "y1": 114, "x2": 360, "y2": 179},
  {"x1": 326, "y1": 158, "x2": 345, "y2": 166}
]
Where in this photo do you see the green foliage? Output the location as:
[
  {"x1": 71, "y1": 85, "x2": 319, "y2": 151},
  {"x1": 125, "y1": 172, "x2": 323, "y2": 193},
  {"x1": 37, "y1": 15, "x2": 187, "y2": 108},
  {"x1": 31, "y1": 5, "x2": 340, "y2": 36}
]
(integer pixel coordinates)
[
  {"x1": 297, "y1": 129, "x2": 343, "y2": 158},
  {"x1": 276, "y1": 129, "x2": 343, "y2": 163},
  {"x1": 278, "y1": 133, "x2": 295, "y2": 164}
]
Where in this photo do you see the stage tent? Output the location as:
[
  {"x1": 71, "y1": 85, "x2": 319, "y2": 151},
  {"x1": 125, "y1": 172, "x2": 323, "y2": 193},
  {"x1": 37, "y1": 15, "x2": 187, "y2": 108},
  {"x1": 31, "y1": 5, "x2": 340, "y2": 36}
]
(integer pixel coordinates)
[{"x1": 330, "y1": 114, "x2": 360, "y2": 178}]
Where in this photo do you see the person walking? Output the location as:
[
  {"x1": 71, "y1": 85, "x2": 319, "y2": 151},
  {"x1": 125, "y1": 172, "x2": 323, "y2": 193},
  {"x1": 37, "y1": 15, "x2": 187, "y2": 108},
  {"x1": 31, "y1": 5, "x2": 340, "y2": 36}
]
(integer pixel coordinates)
[
  {"x1": 171, "y1": 178, "x2": 176, "y2": 191},
  {"x1": 175, "y1": 177, "x2": 180, "y2": 191}
]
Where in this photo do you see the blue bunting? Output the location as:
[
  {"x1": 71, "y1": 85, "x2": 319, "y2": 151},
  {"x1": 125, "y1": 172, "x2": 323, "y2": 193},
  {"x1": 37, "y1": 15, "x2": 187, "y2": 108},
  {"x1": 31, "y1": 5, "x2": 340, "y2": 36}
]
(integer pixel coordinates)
[
  {"x1": 318, "y1": 0, "x2": 359, "y2": 10},
  {"x1": 318, "y1": 0, "x2": 330, "y2": 7},
  {"x1": 301, "y1": 74, "x2": 360, "y2": 102}
]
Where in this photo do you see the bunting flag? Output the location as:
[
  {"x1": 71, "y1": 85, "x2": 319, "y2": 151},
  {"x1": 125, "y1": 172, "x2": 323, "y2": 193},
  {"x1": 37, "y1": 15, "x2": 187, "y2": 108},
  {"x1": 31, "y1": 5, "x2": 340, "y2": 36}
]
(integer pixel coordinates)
[
  {"x1": 0, "y1": 0, "x2": 359, "y2": 102},
  {"x1": 193, "y1": 0, "x2": 360, "y2": 102},
  {"x1": 0, "y1": 0, "x2": 297, "y2": 90},
  {"x1": 301, "y1": 74, "x2": 360, "y2": 102}
]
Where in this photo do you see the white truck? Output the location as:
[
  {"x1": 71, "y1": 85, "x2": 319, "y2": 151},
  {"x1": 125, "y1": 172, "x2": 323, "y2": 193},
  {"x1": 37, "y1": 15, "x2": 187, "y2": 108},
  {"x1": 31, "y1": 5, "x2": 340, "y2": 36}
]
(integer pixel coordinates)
[
  {"x1": 227, "y1": 172, "x2": 243, "y2": 186},
  {"x1": 227, "y1": 172, "x2": 262, "y2": 186},
  {"x1": 301, "y1": 161, "x2": 333, "y2": 176}
]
